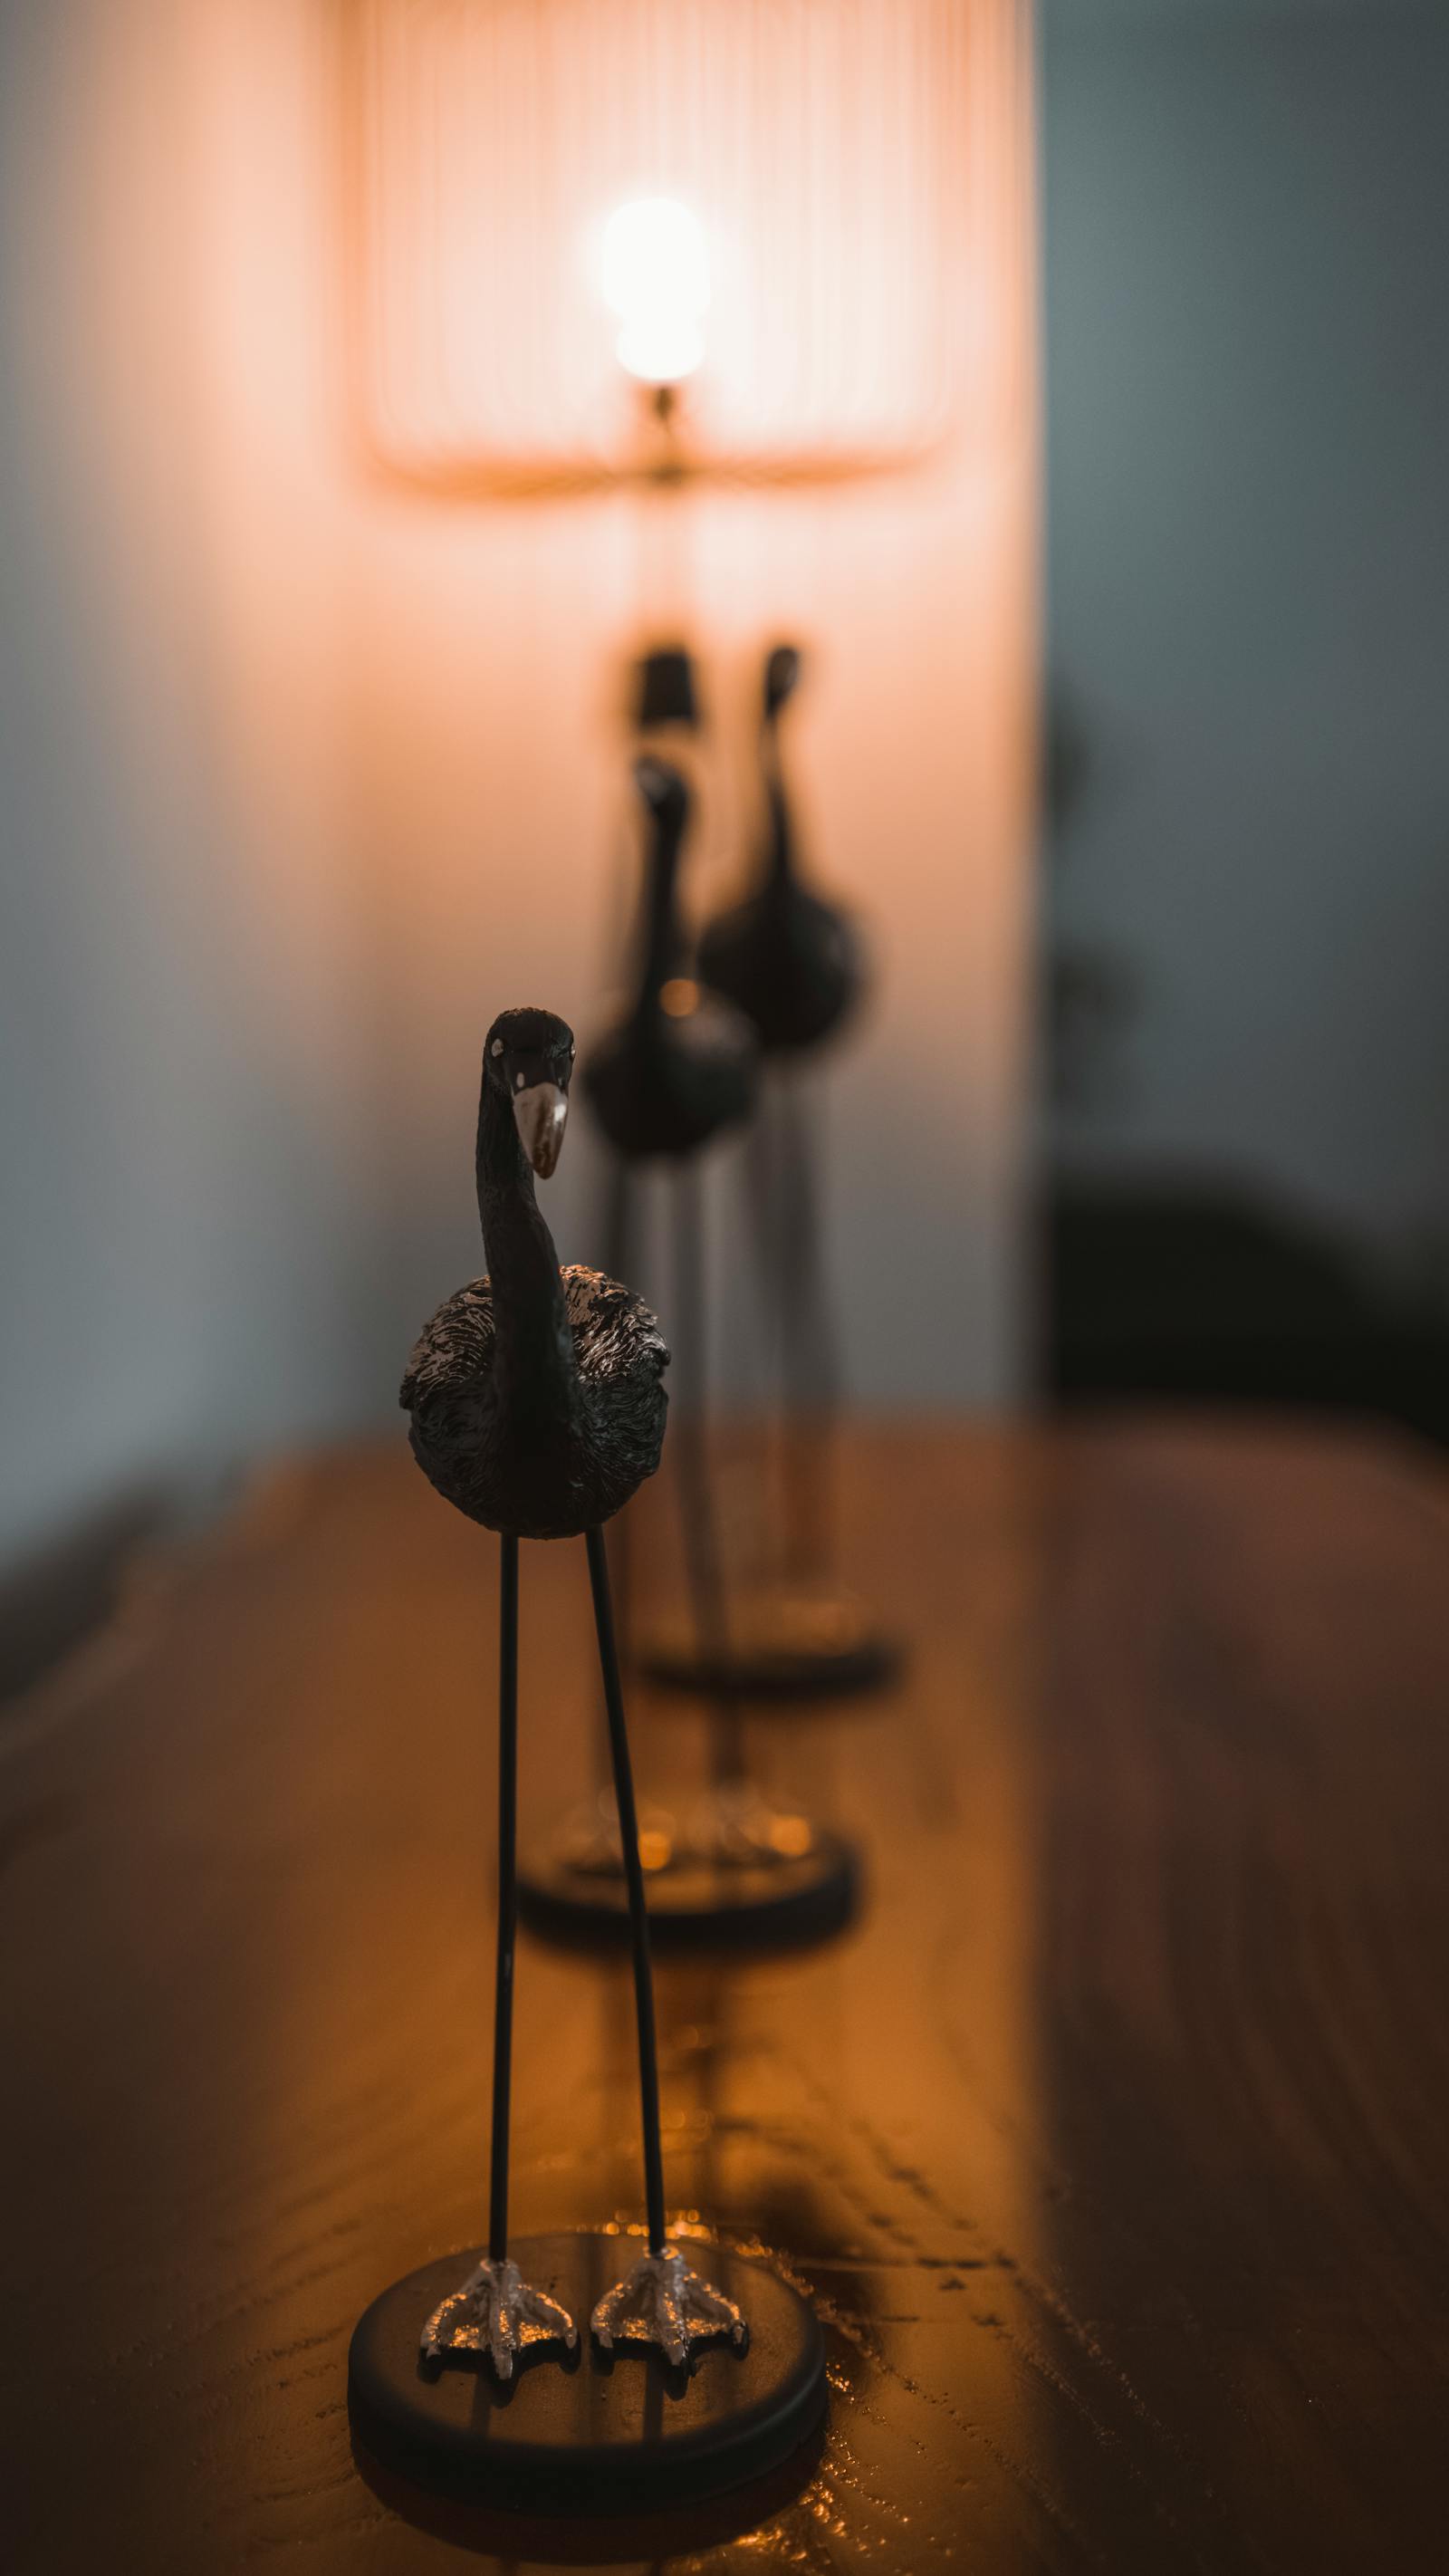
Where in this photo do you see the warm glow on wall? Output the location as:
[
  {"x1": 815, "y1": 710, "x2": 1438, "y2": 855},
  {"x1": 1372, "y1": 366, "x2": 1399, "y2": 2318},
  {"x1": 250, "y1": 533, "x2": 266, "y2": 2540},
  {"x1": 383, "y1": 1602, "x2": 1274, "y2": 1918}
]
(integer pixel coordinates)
[
  {"x1": 341, "y1": 0, "x2": 1039, "y2": 1410},
  {"x1": 347, "y1": 0, "x2": 1029, "y2": 490}
]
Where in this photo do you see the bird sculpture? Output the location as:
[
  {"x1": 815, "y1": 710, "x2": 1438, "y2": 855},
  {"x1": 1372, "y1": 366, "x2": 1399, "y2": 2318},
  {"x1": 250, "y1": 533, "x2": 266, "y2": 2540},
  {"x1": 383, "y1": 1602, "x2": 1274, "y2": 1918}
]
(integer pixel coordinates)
[
  {"x1": 399, "y1": 1004, "x2": 747, "y2": 2376},
  {"x1": 582, "y1": 755, "x2": 759, "y2": 1162},
  {"x1": 697, "y1": 643, "x2": 863, "y2": 1055},
  {"x1": 669, "y1": 645, "x2": 893, "y2": 1700},
  {"x1": 575, "y1": 760, "x2": 791, "y2": 1892}
]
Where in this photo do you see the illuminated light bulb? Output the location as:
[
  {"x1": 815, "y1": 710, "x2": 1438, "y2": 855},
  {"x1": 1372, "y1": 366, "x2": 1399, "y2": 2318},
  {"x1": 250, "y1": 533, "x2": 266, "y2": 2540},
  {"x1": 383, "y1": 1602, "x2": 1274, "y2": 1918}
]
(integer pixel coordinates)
[{"x1": 600, "y1": 196, "x2": 709, "y2": 384}]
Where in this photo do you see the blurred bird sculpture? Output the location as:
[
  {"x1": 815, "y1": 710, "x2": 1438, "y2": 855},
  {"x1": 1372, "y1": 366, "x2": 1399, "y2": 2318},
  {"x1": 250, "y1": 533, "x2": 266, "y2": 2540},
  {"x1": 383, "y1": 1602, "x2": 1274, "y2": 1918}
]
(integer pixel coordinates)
[
  {"x1": 400, "y1": 1005, "x2": 746, "y2": 2374},
  {"x1": 698, "y1": 644, "x2": 862, "y2": 1054},
  {"x1": 675, "y1": 646, "x2": 892, "y2": 1698},
  {"x1": 573, "y1": 760, "x2": 847, "y2": 1916},
  {"x1": 583, "y1": 757, "x2": 759, "y2": 1161}
]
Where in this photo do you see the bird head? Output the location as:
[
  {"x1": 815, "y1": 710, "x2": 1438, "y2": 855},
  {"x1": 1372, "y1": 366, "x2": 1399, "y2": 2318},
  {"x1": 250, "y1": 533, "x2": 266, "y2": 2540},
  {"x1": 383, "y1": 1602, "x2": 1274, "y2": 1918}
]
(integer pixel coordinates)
[
  {"x1": 763, "y1": 642, "x2": 802, "y2": 724},
  {"x1": 484, "y1": 1006, "x2": 576, "y2": 1178}
]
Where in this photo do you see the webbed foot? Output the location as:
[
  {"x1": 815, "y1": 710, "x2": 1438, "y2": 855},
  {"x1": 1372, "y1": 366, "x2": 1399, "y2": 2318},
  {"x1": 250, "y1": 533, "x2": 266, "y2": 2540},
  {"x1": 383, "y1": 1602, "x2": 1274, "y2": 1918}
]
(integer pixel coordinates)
[
  {"x1": 420, "y1": 2254, "x2": 577, "y2": 2380},
  {"x1": 590, "y1": 2245, "x2": 748, "y2": 2367}
]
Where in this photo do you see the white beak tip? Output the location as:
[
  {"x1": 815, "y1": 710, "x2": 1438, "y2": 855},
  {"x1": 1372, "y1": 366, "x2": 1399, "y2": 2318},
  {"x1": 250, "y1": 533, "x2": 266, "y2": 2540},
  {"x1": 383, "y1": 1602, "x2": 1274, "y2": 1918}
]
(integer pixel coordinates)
[{"x1": 513, "y1": 1081, "x2": 569, "y2": 1177}]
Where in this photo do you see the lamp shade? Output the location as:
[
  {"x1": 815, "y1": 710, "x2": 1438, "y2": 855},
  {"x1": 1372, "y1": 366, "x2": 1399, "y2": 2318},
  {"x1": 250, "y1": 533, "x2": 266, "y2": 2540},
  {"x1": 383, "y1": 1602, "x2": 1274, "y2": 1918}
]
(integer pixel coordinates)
[{"x1": 346, "y1": 0, "x2": 1028, "y2": 490}]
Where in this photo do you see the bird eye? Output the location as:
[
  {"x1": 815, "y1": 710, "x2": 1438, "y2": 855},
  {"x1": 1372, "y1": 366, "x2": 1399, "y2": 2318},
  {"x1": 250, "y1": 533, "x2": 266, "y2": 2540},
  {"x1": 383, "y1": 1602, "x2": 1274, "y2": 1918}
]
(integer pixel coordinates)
[{"x1": 491, "y1": 1039, "x2": 504, "y2": 1057}]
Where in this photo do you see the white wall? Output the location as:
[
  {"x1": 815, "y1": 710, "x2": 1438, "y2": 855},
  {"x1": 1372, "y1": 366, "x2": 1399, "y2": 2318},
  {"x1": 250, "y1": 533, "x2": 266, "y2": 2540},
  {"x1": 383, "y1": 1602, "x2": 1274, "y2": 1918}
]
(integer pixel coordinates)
[
  {"x1": 1041, "y1": 0, "x2": 1449, "y2": 1280},
  {"x1": 0, "y1": 0, "x2": 373, "y2": 1568}
]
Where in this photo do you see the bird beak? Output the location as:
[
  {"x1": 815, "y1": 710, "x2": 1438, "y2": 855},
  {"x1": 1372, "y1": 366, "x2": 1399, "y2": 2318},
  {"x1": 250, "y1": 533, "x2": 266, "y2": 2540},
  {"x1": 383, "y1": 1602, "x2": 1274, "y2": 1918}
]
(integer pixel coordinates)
[{"x1": 513, "y1": 1081, "x2": 568, "y2": 1178}]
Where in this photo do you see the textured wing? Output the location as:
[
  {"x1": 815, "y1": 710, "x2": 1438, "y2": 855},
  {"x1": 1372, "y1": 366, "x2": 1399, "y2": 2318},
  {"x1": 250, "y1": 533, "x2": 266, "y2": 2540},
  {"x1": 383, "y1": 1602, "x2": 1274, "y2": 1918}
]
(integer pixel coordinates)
[
  {"x1": 561, "y1": 1266, "x2": 670, "y2": 1382},
  {"x1": 399, "y1": 1277, "x2": 495, "y2": 1411},
  {"x1": 400, "y1": 1268, "x2": 668, "y2": 1408},
  {"x1": 561, "y1": 1265, "x2": 669, "y2": 1526}
]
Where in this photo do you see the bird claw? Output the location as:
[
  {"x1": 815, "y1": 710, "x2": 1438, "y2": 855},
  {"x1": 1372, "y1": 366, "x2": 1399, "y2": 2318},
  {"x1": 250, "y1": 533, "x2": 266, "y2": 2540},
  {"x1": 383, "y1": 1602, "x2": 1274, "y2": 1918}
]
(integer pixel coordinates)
[
  {"x1": 590, "y1": 2246, "x2": 748, "y2": 2368},
  {"x1": 420, "y1": 2255, "x2": 578, "y2": 2381}
]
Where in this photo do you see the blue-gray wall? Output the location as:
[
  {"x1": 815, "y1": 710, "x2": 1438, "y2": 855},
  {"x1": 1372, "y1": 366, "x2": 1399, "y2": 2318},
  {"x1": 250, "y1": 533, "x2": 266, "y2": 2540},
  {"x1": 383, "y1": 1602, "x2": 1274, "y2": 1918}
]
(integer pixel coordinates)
[{"x1": 1041, "y1": 0, "x2": 1449, "y2": 1288}]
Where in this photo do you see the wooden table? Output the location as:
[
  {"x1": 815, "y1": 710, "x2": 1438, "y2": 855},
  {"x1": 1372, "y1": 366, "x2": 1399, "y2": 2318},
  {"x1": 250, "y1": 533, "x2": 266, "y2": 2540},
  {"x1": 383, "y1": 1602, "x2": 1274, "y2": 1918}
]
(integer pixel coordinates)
[{"x1": 4, "y1": 1419, "x2": 1448, "y2": 2571}]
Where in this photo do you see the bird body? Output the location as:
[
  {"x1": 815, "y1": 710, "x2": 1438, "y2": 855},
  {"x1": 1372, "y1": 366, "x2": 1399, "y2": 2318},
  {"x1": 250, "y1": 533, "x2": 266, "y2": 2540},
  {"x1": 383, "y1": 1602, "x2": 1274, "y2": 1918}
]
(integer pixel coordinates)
[
  {"x1": 401, "y1": 1006, "x2": 668, "y2": 1541},
  {"x1": 403, "y1": 1264, "x2": 667, "y2": 1541},
  {"x1": 698, "y1": 872, "x2": 861, "y2": 1056},
  {"x1": 582, "y1": 758, "x2": 758, "y2": 1162}
]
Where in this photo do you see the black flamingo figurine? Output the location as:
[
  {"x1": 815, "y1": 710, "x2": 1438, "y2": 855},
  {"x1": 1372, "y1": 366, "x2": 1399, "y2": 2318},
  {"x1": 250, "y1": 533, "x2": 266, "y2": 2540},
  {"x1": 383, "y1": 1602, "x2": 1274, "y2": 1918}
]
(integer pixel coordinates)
[
  {"x1": 514, "y1": 764, "x2": 855, "y2": 1946},
  {"x1": 398, "y1": 1006, "x2": 745, "y2": 2374},
  {"x1": 580, "y1": 756, "x2": 754, "y2": 1722},
  {"x1": 676, "y1": 644, "x2": 896, "y2": 1700},
  {"x1": 697, "y1": 643, "x2": 862, "y2": 1055},
  {"x1": 581, "y1": 754, "x2": 754, "y2": 1705}
]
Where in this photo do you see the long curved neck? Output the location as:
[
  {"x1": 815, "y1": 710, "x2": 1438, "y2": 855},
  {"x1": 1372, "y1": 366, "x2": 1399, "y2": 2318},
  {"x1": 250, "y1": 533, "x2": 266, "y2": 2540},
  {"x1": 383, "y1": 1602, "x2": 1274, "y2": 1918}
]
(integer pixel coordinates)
[
  {"x1": 762, "y1": 722, "x2": 794, "y2": 889},
  {"x1": 475, "y1": 1081, "x2": 574, "y2": 1413},
  {"x1": 634, "y1": 812, "x2": 685, "y2": 1014}
]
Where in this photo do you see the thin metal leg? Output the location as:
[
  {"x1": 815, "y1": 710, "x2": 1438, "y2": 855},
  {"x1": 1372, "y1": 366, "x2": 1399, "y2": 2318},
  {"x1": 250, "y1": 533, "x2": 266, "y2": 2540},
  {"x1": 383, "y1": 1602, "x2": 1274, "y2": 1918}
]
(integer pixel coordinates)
[
  {"x1": 603, "y1": 1156, "x2": 636, "y2": 1662},
  {"x1": 778, "y1": 1069, "x2": 840, "y2": 1588},
  {"x1": 744, "y1": 1078, "x2": 787, "y2": 1399},
  {"x1": 744, "y1": 1077, "x2": 790, "y2": 1572},
  {"x1": 585, "y1": 1524, "x2": 668, "y2": 2256},
  {"x1": 670, "y1": 1166, "x2": 746, "y2": 1792},
  {"x1": 487, "y1": 1533, "x2": 520, "y2": 2264}
]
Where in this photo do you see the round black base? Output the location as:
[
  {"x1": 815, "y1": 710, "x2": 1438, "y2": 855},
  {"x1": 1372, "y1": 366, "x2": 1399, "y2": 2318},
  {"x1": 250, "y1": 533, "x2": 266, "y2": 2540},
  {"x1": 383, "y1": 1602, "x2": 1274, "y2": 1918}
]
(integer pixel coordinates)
[
  {"x1": 517, "y1": 1830, "x2": 859, "y2": 1954},
  {"x1": 348, "y1": 2235, "x2": 827, "y2": 2515},
  {"x1": 639, "y1": 1594, "x2": 900, "y2": 1702}
]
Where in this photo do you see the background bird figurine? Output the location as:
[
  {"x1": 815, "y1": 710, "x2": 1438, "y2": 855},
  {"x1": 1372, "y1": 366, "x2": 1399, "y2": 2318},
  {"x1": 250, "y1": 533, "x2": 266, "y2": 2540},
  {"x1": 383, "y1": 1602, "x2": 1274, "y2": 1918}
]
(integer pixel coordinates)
[
  {"x1": 400, "y1": 1004, "x2": 747, "y2": 2374},
  {"x1": 582, "y1": 755, "x2": 759, "y2": 1162},
  {"x1": 697, "y1": 642, "x2": 864, "y2": 1056},
  {"x1": 570, "y1": 756, "x2": 836, "y2": 1921},
  {"x1": 576, "y1": 752, "x2": 753, "y2": 1695},
  {"x1": 645, "y1": 644, "x2": 894, "y2": 1703}
]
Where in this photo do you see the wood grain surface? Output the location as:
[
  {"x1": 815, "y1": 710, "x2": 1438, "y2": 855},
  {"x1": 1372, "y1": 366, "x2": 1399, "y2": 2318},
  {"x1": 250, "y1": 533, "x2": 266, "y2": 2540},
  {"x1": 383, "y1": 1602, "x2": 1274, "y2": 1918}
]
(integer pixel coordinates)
[{"x1": 3, "y1": 1418, "x2": 1448, "y2": 2571}]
